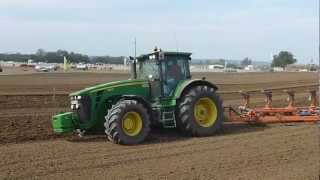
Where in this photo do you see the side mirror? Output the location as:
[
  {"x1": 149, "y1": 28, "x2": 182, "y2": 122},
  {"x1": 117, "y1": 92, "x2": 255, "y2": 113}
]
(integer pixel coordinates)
[
  {"x1": 159, "y1": 52, "x2": 165, "y2": 60},
  {"x1": 129, "y1": 56, "x2": 134, "y2": 61}
]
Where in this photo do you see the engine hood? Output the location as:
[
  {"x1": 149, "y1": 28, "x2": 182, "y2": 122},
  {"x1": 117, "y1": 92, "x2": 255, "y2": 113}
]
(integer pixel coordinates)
[{"x1": 69, "y1": 79, "x2": 148, "y2": 96}]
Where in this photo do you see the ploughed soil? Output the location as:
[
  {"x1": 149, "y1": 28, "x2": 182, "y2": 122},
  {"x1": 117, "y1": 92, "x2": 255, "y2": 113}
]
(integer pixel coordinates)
[{"x1": 0, "y1": 71, "x2": 319, "y2": 179}]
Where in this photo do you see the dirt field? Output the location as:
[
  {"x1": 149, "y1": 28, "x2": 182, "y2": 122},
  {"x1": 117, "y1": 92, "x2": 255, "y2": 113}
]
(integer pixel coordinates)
[{"x1": 0, "y1": 71, "x2": 319, "y2": 179}]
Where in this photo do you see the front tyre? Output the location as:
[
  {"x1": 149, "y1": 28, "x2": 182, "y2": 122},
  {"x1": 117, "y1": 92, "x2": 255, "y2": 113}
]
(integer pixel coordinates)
[
  {"x1": 105, "y1": 100, "x2": 150, "y2": 145},
  {"x1": 177, "y1": 85, "x2": 223, "y2": 136}
]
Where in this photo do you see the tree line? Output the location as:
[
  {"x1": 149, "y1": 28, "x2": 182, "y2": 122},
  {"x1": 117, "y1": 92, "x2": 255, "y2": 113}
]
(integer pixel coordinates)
[
  {"x1": 0, "y1": 49, "x2": 125, "y2": 64},
  {"x1": 197, "y1": 51, "x2": 298, "y2": 68},
  {"x1": 0, "y1": 49, "x2": 299, "y2": 67}
]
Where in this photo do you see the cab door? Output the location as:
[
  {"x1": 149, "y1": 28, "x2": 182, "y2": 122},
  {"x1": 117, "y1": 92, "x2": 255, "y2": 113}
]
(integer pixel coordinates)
[{"x1": 161, "y1": 59, "x2": 189, "y2": 97}]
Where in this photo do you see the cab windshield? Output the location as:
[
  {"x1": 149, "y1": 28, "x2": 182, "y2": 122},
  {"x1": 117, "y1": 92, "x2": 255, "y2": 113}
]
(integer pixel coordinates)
[{"x1": 137, "y1": 61, "x2": 159, "y2": 80}]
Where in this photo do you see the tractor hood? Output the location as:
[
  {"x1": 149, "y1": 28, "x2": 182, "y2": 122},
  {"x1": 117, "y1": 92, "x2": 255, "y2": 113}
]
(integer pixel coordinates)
[{"x1": 70, "y1": 79, "x2": 148, "y2": 96}]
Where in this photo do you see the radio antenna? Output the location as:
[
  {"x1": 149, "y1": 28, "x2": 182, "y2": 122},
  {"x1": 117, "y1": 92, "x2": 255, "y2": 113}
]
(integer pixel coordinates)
[
  {"x1": 174, "y1": 32, "x2": 179, "y2": 52},
  {"x1": 134, "y1": 37, "x2": 137, "y2": 60},
  {"x1": 318, "y1": 0, "x2": 320, "y2": 104}
]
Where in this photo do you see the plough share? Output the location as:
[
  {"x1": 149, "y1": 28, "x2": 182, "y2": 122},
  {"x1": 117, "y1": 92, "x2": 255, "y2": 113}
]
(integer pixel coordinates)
[{"x1": 225, "y1": 89, "x2": 320, "y2": 124}]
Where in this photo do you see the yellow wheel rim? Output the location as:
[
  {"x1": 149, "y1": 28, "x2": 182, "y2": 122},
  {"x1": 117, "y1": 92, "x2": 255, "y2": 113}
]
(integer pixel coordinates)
[
  {"x1": 122, "y1": 112, "x2": 143, "y2": 136},
  {"x1": 194, "y1": 97, "x2": 217, "y2": 127}
]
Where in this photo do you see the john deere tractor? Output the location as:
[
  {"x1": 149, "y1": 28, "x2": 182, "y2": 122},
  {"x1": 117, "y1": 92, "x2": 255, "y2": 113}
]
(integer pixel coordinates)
[{"x1": 52, "y1": 49, "x2": 223, "y2": 145}]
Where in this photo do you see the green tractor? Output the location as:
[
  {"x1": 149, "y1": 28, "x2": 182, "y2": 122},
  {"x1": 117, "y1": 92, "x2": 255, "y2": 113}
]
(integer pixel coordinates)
[{"x1": 52, "y1": 49, "x2": 224, "y2": 145}]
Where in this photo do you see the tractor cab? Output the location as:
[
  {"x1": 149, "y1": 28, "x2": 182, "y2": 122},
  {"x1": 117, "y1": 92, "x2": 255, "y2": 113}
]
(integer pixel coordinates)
[{"x1": 134, "y1": 49, "x2": 192, "y2": 98}]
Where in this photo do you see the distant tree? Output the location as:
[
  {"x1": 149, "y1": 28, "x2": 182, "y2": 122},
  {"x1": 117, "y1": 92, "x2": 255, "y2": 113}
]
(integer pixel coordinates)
[
  {"x1": 67, "y1": 51, "x2": 89, "y2": 63},
  {"x1": 44, "y1": 52, "x2": 63, "y2": 63},
  {"x1": 0, "y1": 49, "x2": 116, "y2": 64},
  {"x1": 226, "y1": 63, "x2": 241, "y2": 69},
  {"x1": 271, "y1": 51, "x2": 297, "y2": 68},
  {"x1": 56, "y1": 49, "x2": 68, "y2": 57},
  {"x1": 35, "y1": 49, "x2": 89, "y2": 63},
  {"x1": 216, "y1": 59, "x2": 226, "y2": 66},
  {"x1": 90, "y1": 56, "x2": 124, "y2": 64},
  {"x1": 36, "y1": 49, "x2": 46, "y2": 57},
  {"x1": 0, "y1": 53, "x2": 31, "y2": 62},
  {"x1": 241, "y1": 57, "x2": 252, "y2": 67}
]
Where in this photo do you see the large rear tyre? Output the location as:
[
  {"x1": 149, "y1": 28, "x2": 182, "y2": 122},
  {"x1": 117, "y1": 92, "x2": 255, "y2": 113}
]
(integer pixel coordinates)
[
  {"x1": 177, "y1": 85, "x2": 223, "y2": 136},
  {"x1": 104, "y1": 100, "x2": 150, "y2": 145}
]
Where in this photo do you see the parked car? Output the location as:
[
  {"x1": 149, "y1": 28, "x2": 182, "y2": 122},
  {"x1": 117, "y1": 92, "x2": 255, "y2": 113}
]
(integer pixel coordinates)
[{"x1": 76, "y1": 64, "x2": 88, "y2": 70}]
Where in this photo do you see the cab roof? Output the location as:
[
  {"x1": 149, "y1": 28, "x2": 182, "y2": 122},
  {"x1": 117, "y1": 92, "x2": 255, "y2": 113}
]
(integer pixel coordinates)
[{"x1": 137, "y1": 51, "x2": 192, "y2": 62}]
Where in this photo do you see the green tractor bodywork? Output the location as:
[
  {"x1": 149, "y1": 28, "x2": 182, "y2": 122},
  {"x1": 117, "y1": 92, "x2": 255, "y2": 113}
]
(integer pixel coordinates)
[
  {"x1": 52, "y1": 79, "x2": 150, "y2": 133},
  {"x1": 52, "y1": 49, "x2": 223, "y2": 144}
]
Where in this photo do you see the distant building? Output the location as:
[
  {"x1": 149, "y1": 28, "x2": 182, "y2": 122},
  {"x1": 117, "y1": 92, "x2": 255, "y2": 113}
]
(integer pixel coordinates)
[
  {"x1": 244, "y1": 65, "x2": 254, "y2": 71},
  {"x1": 285, "y1": 64, "x2": 309, "y2": 72},
  {"x1": 272, "y1": 67, "x2": 284, "y2": 72},
  {"x1": 27, "y1": 59, "x2": 34, "y2": 64}
]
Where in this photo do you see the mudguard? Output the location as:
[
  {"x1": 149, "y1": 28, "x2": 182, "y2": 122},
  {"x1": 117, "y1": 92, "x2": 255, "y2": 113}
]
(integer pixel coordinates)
[{"x1": 173, "y1": 79, "x2": 218, "y2": 100}]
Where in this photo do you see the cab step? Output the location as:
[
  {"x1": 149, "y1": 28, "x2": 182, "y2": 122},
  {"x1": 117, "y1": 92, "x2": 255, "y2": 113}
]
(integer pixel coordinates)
[{"x1": 160, "y1": 111, "x2": 176, "y2": 128}]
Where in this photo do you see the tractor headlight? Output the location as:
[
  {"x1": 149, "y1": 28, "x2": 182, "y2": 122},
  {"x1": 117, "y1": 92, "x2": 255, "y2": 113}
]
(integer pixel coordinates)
[
  {"x1": 70, "y1": 96, "x2": 81, "y2": 110},
  {"x1": 70, "y1": 96, "x2": 81, "y2": 100}
]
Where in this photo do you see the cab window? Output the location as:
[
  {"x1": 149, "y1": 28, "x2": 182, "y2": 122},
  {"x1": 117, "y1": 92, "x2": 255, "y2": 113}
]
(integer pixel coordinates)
[
  {"x1": 137, "y1": 61, "x2": 159, "y2": 80},
  {"x1": 162, "y1": 59, "x2": 189, "y2": 96}
]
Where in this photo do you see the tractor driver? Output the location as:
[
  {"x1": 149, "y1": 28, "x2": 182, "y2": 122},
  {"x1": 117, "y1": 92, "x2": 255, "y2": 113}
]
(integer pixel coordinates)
[{"x1": 164, "y1": 60, "x2": 183, "y2": 96}]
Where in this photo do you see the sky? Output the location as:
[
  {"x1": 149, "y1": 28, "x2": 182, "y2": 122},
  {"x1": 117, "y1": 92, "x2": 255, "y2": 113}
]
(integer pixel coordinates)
[{"x1": 0, "y1": 0, "x2": 318, "y2": 63}]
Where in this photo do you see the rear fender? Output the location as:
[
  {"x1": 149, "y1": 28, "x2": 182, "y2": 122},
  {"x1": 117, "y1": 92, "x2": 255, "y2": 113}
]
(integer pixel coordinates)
[{"x1": 173, "y1": 79, "x2": 218, "y2": 100}]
